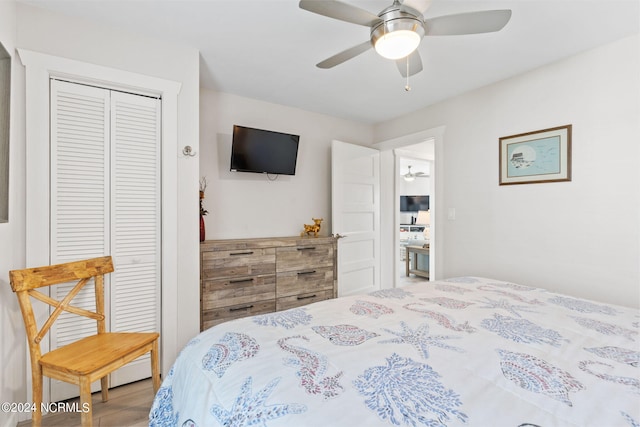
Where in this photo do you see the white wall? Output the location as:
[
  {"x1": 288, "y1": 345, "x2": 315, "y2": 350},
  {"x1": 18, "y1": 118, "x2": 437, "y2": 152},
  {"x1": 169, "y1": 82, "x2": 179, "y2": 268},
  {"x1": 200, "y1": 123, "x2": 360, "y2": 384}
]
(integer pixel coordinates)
[
  {"x1": 0, "y1": 2, "x2": 24, "y2": 426},
  {"x1": 199, "y1": 90, "x2": 373, "y2": 239},
  {"x1": 0, "y1": 4, "x2": 200, "y2": 419},
  {"x1": 374, "y1": 35, "x2": 640, "y2": 308}
]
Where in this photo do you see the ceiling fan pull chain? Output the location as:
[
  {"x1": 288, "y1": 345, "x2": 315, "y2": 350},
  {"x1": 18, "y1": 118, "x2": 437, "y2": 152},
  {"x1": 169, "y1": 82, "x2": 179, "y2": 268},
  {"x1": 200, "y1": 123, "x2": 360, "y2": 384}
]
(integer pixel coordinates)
[{"x1": 405, "y1": 56, "x2": 411, "y2": 91}]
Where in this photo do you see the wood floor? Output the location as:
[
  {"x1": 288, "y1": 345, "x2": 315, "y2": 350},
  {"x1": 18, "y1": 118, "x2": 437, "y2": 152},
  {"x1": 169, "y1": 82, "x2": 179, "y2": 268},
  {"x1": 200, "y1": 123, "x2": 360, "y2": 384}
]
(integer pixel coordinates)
[{"x1": 17, "y1": 379, "x2": 155, "y2": 427}]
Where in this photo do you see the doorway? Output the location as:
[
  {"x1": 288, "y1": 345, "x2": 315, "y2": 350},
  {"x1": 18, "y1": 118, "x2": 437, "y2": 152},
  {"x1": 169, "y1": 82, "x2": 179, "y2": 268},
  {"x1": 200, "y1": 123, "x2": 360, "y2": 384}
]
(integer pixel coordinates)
[
  {"x1": 373, "y1": 126, "x2": 444, "y2": 290},
  {"x1": 397, "y1": 152, "x2": 433, "y2": 287}
]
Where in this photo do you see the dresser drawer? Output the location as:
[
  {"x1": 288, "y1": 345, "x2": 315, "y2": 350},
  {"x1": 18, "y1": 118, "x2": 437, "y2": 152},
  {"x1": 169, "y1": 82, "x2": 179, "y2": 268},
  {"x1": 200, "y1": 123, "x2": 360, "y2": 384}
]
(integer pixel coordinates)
[
  {"x1": 202, "y1": 275, "x2": 276, "y2": 310},
  {"x1": 276, "y1": 266, "x2": 333, "y2": 297},
  {"x1": 201, "y1": 237, "x2": 337, "y2": 331},
  {"x1": 276, "y1": 244, "x2": 333, "y2": 272},
  {"x1": 202, "y1": 248, "x2": 275, "y2": 279},
  {"x1": 276, "y1": 290, "x2": 333, "y2": 311},
  {"x1": 202, "y1": 300, "x2": 276, "y2": 330}
]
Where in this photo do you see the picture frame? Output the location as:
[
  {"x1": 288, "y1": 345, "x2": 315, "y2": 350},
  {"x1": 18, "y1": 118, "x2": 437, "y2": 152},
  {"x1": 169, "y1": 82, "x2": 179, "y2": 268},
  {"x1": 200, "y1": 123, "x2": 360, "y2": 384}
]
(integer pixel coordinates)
[
  {"x1": 499, "y1": 124, "x2": 572, "y2": 185},
  {"x1": 0, "y1": 41, "x2": 9, "y2": 223}
]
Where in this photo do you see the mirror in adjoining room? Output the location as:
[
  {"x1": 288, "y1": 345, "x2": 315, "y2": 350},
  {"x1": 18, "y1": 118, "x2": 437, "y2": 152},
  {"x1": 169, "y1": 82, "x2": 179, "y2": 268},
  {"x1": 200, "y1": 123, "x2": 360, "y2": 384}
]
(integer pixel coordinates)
[{"x1": 0, "y1": 41, "x2": 10, "y2": 223}]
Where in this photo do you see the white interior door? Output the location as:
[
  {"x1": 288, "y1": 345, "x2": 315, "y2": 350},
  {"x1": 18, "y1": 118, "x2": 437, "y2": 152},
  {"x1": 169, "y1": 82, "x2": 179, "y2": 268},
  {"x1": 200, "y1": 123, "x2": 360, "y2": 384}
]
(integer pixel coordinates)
[{"x1": 331, "y1": 140, "x2": 380, "y2": 296}]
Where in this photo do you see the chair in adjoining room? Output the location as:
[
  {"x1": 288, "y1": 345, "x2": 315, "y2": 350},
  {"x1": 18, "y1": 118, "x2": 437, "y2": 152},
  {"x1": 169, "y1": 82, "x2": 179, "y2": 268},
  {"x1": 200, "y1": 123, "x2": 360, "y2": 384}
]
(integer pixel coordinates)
[{"x1": 9, "y1": 256, "x2": 161, "y2": 427}]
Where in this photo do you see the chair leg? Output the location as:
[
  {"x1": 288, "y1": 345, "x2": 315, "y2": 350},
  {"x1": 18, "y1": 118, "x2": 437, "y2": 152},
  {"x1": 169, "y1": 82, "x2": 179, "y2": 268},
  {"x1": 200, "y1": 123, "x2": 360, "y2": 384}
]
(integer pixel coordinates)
[
  {"x1": 31, "y1": 368, "x2": 43, "y2": 427},
  {"x1": 100, "y1": 376, "x2": 109, "y2": 402},
  {"x1": 151, "y1": 339, "x2": 161, "y2": 393},
  {"x1": 79, "y1": 377, "x2": 93, "y2": 427}
]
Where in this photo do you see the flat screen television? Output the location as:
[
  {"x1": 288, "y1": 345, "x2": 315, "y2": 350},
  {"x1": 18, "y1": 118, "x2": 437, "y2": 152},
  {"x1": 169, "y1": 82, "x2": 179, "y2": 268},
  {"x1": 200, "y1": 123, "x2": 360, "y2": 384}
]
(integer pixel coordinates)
[
  {"x1": 400, "y1": 195, "x2": 429, "y2": 212},
  {"x1": 230, "y1": 125, "x2": 300, "y2": 175}
]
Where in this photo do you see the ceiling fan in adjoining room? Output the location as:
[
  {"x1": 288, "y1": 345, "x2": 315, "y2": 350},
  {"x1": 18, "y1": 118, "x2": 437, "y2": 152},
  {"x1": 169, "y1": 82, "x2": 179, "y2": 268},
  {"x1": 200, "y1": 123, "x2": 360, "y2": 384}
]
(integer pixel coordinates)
[
  {"x1": 403, "y1": 165, "x2": 428, "y2": 181},
  {"x1": 299, "y1": 0, "x2": 512, "y2": 78}
]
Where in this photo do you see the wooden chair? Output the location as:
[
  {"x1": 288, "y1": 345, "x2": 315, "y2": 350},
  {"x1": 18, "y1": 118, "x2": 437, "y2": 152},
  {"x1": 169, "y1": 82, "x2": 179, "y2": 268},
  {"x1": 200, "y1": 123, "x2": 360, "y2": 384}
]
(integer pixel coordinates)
[{"x1": 9, "y1": 256, "x2": 161, "y2": 426}]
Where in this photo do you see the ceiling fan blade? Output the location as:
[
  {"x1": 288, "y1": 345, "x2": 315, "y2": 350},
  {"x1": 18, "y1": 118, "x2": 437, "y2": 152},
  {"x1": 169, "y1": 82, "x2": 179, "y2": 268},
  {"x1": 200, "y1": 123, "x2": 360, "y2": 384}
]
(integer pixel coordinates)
[
  {"x1": 425, "y1": 10, "x2": 512, "y2": 36},
  {"x1": 299, "y1": 0, "x2": 382, "y2": 27},
  {"x1": 402, "y1": 0, "x2": 432, "y2": 14},
  {"x1": 317, "y1": 40, "x2": 372, "y2": 69},
  {"x1": 396, "y1": 49, "x2": 423, "y2": 77}
]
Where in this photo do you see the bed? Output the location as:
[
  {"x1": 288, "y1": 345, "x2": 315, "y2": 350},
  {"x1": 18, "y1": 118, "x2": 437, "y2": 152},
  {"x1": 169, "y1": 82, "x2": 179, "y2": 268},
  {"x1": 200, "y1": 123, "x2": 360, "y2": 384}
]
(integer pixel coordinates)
[{"x1": 149, "y1": 277, "x2": 639, "y2": 427}]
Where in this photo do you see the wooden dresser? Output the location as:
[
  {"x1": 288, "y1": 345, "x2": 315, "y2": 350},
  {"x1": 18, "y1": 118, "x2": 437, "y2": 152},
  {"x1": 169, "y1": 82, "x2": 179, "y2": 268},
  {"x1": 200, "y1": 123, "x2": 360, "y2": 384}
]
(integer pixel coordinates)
[{"x1": 200, "y1": 236, "x2": 337, "y2": 330}]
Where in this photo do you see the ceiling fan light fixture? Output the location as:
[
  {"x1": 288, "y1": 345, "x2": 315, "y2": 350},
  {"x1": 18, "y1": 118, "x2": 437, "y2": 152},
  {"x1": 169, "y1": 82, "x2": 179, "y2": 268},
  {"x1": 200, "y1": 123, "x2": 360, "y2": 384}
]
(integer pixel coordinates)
[
  {"x1": 371, "y1": 5, "x2": 425, "y2": 61},
  {"x1": 374, "y1": 29, "x2": 421, "y2": 60}
]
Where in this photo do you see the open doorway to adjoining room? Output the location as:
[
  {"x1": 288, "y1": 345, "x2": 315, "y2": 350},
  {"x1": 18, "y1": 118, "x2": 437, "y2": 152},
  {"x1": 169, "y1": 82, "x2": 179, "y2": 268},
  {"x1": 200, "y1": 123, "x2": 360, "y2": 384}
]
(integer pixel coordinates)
[
  {"x1": 395, "y1": 143, "x2": 434, "y2": 287},
  {"x1": 374, "y1": 125, "x2": 443, "y2": 291}
]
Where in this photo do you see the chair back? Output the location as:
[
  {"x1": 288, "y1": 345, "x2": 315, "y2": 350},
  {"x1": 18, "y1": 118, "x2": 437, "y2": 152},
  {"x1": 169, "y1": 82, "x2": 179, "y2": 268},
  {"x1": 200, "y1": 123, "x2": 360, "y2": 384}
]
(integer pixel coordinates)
[{"x1": 9, "y1": 256, "x2": 115, "y2": 361}]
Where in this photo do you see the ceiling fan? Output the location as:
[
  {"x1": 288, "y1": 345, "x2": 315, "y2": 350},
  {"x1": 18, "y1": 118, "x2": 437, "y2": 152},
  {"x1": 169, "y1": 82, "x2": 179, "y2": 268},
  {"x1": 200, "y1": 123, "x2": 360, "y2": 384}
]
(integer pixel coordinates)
[
  {"x1": 403, "y1": 165, "x2": 427, "y2": 181},
  {"x1": 299, "y1": 0, "x2": 512, "y2": 77}
]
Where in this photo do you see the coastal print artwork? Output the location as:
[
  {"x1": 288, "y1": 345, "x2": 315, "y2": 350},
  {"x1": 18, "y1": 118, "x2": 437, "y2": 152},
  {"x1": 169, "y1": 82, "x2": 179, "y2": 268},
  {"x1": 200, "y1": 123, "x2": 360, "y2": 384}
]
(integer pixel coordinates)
[
  {"x1": 548, "y1": 295, "x2": 620, "y2": 315},
  {"x1": 149, "y1": 385, "x2": 179, "y2": 427},
  {"x1": 278, "y1": 335, "x2": 344, "y2": 399},
  {"x1": 481, "y1": 314, "x2": 568, "y2": 347},
  {"x1": 379, "y1": 321, "x2": 463, "y2": 359},
  {"x1": 350, "y1": 300, "x2": 394, "y2": 318},
  {"x1": 210, "y1": 377, "x2": 307, "y2": 425},
  {"x1": 201, "y1": 332, "x2": 259, "y2": 378},
  {"x1": 497, "y1": 349, "x2": 584, "y2": 406},
  {"x1": 312, "y1": 324, "x2": 379, "y2": 346},
  {"x1": 584, "y1": 346, "x2": 640, "y2": 367},
  {"x1": 507, "y1": 137, "x2": 560, "y2": 175},
  {"x1": 499, "y1": 125, "x2": 571, "y2": 185},
  {"x1": 353, "y1": 353, "x2": 468, "y2": 426},
  {"x1": 253, "y1": 308, "x2": 312, "y2": 329}
]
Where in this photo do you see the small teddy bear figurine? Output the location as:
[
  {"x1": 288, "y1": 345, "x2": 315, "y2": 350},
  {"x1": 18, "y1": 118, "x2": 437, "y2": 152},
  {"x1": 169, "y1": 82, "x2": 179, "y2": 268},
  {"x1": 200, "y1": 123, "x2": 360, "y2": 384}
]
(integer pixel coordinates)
[{"x1": 301, "y1": 218, "x2": 323, "y2": 237}]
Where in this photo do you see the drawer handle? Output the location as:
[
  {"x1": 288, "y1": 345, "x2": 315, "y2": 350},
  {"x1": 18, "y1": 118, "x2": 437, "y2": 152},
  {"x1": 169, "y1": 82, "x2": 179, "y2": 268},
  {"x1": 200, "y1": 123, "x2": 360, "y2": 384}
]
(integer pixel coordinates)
[
  {"x1": 297, "y1": 294, "x2": 317, "y2": 300},
  {"x1": 229, "y1": 305, "x2": 254, "y2": 312},
  {"x1": 229, "y1": 278, "x2": 253, "y2": 284},
  {"x1": 230, "y1": 251, "x2": 254, "y2": 256},
  {"x1": 297, "y1": 247, "x2": 316, "y2": 251},
  {"x1": 297, "y1": 270, "x2": 317, "y2": 276}
]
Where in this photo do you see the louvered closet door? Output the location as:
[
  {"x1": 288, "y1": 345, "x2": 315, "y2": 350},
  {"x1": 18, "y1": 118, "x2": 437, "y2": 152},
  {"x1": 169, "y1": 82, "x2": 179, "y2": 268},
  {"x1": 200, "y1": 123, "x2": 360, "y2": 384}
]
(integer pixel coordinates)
[
  {"x1": 49, "y1": 80, "x2": 161, "y2": 401},
  {"x1": 109, "y1": 90, "x2": 161, "y2": 387},
  {"x1": 50, "y1": 80, "x2": 110, "y2": 401}
]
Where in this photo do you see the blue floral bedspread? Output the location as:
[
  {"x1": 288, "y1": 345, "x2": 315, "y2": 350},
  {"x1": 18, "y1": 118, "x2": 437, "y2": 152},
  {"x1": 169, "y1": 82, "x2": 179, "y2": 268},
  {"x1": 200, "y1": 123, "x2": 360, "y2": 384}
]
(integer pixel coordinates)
[{"x1": 149, "y1": 277, "x2": 640, "y2": 427}]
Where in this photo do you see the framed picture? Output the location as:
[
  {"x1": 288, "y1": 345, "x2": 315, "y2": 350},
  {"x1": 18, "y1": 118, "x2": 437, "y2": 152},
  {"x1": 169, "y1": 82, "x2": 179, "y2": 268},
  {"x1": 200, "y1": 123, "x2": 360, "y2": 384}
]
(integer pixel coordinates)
[{"x1": 499, "y1": 124, "x2": 572, "y2": 185}]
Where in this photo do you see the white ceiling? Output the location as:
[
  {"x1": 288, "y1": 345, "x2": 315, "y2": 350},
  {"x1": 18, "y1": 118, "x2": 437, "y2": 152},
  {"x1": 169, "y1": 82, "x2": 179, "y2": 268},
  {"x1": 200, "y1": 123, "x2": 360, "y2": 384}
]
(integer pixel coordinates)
[{"x1": 20, "y1": 0, "x2": 640, "y2": 124}]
